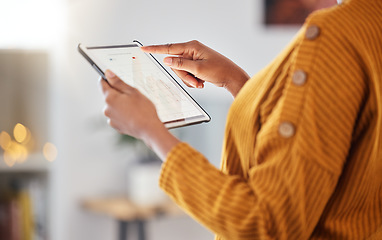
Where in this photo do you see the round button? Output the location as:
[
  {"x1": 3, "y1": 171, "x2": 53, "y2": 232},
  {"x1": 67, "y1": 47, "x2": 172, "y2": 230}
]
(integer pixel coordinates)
[
  {"x1": 278, "y1": 122, "x2": 295, "y2": 138},
  {"x1": 292, "y1": 70, "x2": 307, "y2": 86},
  {"x1": 306, "y1": 25, "x2": 320, "y2": 40}
]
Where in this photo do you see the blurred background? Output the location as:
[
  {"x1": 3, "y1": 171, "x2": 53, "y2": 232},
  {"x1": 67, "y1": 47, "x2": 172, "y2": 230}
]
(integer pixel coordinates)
[{"x1": 0, "y1": 0, "x2": 336, "y2": 239}]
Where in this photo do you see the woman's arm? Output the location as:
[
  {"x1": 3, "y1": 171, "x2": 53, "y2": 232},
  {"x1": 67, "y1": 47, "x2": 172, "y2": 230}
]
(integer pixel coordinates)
[
  {"x1": 142, "y1": 40, "x2": 250, "y2": 97},
  {"x1": 100, "y1": 70, "x2": 179, "y2": 160},
  {"x1": 100, "y1": 40, "x2": 250, "y2": 158}
]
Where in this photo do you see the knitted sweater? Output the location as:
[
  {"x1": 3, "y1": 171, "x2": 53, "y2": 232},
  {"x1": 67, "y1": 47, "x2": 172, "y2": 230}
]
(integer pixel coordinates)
[{"x1": 159, "y1": 0, "x2": 382, "y2": 239}]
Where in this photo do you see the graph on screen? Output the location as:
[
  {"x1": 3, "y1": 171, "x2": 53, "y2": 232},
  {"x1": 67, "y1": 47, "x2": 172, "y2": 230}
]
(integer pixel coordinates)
[{"x1": 89, "y1": 46, "x2": 202, "y2": 122}]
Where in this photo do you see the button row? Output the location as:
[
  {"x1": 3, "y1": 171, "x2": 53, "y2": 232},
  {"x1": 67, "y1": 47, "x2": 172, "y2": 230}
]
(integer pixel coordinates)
[
  {"x1": 278, "y1": 25, "x2": 320, "y2": 139},
  {"x1": 281, "y1": 69, "x2": 306, "y2": 137}
]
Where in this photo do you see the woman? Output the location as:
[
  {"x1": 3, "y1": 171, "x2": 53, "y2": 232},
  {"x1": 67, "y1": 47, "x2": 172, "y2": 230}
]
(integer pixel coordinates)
[{"x1": 100, "y1": 0, "x2": 382, "y2": 238}]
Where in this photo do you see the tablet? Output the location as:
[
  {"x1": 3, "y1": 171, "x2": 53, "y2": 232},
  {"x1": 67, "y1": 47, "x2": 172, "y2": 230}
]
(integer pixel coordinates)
[{"x1": 78, "y1": 41, "x2": 210, "y2": 129}]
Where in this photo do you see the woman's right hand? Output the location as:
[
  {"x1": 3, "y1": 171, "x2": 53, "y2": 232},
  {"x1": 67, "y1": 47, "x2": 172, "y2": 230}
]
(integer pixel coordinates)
[{"x1": 141, "y1": 40, "x2": 250, "y2": 97}]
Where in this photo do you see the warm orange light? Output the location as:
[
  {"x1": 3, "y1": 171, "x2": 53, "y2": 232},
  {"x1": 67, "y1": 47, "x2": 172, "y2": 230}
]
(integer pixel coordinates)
[
  {"x1": 7, "y1": 141, "x2": 21, "y2": 160},
  {"x1": 14, "y1": 123, "x2": 28, "y2": 143},
  {"x1": 0, "y1": 131, "x2": 12, "y2": 150},
  {"x1": 3, "y1": 152, "x2": 16, "y2": 167},
  {"x1": 2, "y1": 140, "x2": 29, "y2": 167},
  {"x1": 43, "y1": 142, "x2": 57, "y2": 162},
  {"x1": 22, "y1": 128, "x2": 32, "y2": 144},
  {"x1": 15, "y1": 144, "x2": 28, "y2": 163}
]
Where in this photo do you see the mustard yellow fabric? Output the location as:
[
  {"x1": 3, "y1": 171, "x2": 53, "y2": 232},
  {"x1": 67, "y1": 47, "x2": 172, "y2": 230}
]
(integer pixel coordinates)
[{"x1": 159, "y1": 0, "x2": 382, "y2": 239}]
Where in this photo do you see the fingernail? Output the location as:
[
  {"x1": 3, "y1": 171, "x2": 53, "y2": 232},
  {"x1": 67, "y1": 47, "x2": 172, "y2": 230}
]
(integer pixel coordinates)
[
  {"x1": 105, "y1": 70, "x2": 115, "y2": 78},
  {"x1": 164, "y1": 58, "x2": 172, "y2": 66}
]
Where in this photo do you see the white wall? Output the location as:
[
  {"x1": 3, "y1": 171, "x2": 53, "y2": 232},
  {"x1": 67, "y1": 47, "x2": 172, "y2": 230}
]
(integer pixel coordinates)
[{"x1": 50, "y1": 0, "x2": 299, "y2": 239}]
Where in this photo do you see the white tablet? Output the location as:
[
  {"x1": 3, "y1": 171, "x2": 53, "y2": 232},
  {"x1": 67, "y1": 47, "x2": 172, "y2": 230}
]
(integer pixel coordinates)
[{"x1": 78, "y1": 41, "x2": 210, "y2": 129}]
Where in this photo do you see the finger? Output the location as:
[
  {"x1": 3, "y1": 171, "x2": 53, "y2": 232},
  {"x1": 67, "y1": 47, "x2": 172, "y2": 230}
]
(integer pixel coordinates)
[
  {"x1": 141, "y1": 43, "x2": 188, "y2": 55},
  {"x1": 107, "y1": 118, "x2": 119, "y2": 132},
  {"x1": 171, "y1": 69, "x2": 198, "y2": 88},
  {"x1": 172, "y1": 69, "x2": 204, "y2": 89},
  {"x1": 164, "y1": 57, "x2": 205, "y2": 88},
  {"x1": 198, "y1": 80, "x2": 205, "y2": 89},
  {"x1": 100, "y1": 77, "x2": 112, "y2": 95},
  {"x1": 105, "y1": 70, "x2": 135, "y2": 94},
  {"x1": 164, "y1": 56, "x2": 203, "y2": 74}
]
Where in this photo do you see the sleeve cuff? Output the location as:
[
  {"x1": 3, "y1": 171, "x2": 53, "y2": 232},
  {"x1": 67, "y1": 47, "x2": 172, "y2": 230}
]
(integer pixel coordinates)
[{"x1": 159, "y1": 142, "x2": 189, "y2": 193}]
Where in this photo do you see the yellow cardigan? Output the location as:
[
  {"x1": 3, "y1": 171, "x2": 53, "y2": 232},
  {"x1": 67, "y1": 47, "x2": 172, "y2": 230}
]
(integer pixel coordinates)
[{"x1": 159, "y1": 0, "x2": 382, "y2": 239}]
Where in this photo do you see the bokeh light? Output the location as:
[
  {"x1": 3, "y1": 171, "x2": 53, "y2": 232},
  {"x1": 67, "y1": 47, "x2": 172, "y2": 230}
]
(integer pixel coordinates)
[
  {"x1": 0, "y1": 124, "x2": 44, "y2": 167},
  {"x1": 4, "y1": 141, "x2": 29, "y2": 164},
  {"x1": 0, "y1": 131, "x2": 12, "y2": 150},
  {"x1": 3, "y1": 151, "x2": 16, "y2": 167},
  {"x1": 14, "y1": 123, "x2": 28, "y2": 143},
  {"x1": 43, "y1": 142, "x2": 58, "y2": 162}
]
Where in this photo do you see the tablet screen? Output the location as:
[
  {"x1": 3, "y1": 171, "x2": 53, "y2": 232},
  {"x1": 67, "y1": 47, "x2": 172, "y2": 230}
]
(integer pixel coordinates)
[{"x1": 78, "y1": 43, "x2": 210, "y2": 128}]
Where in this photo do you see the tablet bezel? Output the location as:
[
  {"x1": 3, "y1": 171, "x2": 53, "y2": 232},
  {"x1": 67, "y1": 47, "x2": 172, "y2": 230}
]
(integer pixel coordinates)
[{"x1": 78, "y1": 41, "x2": 211, "y2": 129}]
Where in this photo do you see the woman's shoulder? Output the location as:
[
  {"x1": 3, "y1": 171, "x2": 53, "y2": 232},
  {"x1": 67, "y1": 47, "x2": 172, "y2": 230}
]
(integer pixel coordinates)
[
  {"x1": 300, "y1": 0, "x2": 381, "y2": 68},
  {"x1": 305, "y1": 0, "x2": 381, "y2": 41}
]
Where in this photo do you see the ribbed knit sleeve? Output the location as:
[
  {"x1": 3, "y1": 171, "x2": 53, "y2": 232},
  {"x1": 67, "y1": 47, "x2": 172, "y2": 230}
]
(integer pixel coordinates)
[
  {"x1": 159, "y1": 0, "x2": 382, "y2": 239},
  {"x1": 160, "y1": 142, "x2": 271, "y2": 239}
]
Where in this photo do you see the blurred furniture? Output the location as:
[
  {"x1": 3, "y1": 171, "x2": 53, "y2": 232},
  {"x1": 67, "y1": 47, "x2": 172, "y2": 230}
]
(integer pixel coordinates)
[
  {"x1": 82, "y1": 197, "x2": 184, "y2": 240},
  {"x1": 0, "y1": 50, "x2": 51, "y2": 240}
]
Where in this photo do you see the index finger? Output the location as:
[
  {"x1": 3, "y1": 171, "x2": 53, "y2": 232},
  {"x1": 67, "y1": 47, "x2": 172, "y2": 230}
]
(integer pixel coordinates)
[{"x1": 141, "y1": 43, "x2": 186, "y2": 55}]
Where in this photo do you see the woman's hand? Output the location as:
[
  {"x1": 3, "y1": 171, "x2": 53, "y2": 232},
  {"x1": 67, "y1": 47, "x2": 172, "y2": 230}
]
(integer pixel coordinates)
[
  {"x1": 100, "y1": 70, "x2": 161, "y2": 139},
  {"x1": 100, "y1": 70, "x2": 180, "y2": 159},
  {"x1": 141, "y1": 40, "x2": 250, "y2": 97}
]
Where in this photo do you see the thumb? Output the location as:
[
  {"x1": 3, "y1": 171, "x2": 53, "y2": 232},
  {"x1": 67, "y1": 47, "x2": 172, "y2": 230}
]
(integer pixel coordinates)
[{"x1": 105, "y1": 70, "x2": 135, "y2": 94}]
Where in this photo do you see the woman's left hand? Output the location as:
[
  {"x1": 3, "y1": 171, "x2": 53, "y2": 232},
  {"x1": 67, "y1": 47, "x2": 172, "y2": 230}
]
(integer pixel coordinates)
[{"x1": 100, "y1": 70, "x2": 163, "y2": 141}]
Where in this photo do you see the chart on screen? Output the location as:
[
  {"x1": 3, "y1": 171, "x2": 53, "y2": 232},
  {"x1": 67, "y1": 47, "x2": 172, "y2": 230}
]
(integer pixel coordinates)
[{"x1": 90, "y1": 47, "x2": 201, "y2": 122}]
